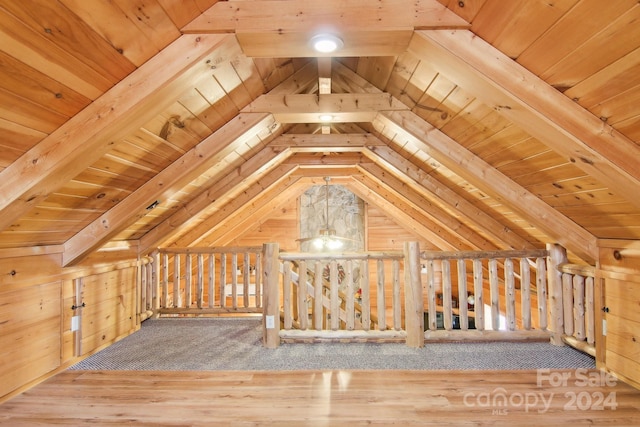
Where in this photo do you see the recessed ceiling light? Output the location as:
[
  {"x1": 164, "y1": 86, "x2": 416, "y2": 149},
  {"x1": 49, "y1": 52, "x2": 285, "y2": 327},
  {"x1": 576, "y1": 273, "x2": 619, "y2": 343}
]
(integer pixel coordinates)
[
  {"x1": 310, "y1": 34, "x2": 344, "y2": 53},
  {"x1": 319, "y1": 114, "x2": 334, "y2": 122}
]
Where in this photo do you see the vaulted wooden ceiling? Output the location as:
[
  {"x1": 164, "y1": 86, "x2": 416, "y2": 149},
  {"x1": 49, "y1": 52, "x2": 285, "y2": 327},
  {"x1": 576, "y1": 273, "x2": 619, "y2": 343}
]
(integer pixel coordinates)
[{"x1": 1, "y1": 0, "x2": 640, "y2": 266}]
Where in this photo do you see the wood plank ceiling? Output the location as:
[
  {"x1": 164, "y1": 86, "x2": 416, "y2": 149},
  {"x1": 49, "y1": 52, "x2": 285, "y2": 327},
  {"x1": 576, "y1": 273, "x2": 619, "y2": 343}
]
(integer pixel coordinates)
[{"x1": 1, "y1": 0, "x2": 640, "y2": 266}]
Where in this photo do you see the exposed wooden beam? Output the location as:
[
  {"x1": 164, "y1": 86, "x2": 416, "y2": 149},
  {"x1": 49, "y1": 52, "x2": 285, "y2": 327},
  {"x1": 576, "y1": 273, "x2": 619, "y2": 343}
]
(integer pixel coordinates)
[
  {"x1": 358, "y1": 162, "x2": 498, "y2": 252},
  {"x1": 0, "y1": 34, "x2": 236, "y2": 233},
  {"x1": 411, "y1": 30, "x2": 640, "y2": 211},
  {"x1": 204, "y1": 181, "x2": 313, "y2": 247},
  {"x1": 270, "y1": 133, "x2": 385, "y2": 152},
  {"x1": 329, "y1": 60, "x2": 597, "y2": 262},
  {"x1": 242, "y1": 93, "x2": 407, "y2": 123},
  {"x1": 139, "y1": 146, "x2": 295, "y2": 253},
  {"x1": 361, "y1": 144, "x2": 537, "y2": 250},
  {"x1": 174, "y1": 167, "x2": 302, "y2": 247},
  {"x1": 318, "y1": 58, "x2": 332, "y2": 95},
  {"x1": 347, "y1": 177, "x2": 465, "y2": 251},
  {"x1": 183, "y1": 0, "x2": 469, "y2": 57},
  {"x1": 283, "y1": 152, "x2": 371, "y2": 167},
  {"x1": 377, "y1": 110, "x2": 598, "y2": 262},
  {"x1": 63, "y1": 113, "x2": 274, "y2": 265},
  {"x1": 293, "y1": 167, "x2": 362, "y2": 178}
]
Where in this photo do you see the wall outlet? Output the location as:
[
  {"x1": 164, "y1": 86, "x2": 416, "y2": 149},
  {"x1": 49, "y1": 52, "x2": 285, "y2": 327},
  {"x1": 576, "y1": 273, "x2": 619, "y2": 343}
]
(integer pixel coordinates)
[{"x1": 266, "y1": 315, "x2": 275, "y2": 329}]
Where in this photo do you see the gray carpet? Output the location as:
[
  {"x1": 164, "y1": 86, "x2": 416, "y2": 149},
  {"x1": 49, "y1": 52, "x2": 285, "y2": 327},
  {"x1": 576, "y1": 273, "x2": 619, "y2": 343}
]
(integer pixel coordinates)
[{"x1": 70, "y1": 317, "x2": 595, "y2": 371}]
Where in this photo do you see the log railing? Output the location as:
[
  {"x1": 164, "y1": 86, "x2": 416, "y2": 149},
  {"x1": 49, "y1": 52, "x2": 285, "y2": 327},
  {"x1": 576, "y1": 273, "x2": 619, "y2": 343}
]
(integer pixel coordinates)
[
  {"x1": 262, "y1": 242, "x2": 424, "y2": 347},
  {"x1": 557, "y1": 262, "x2": 597, "y2": 356},
  {"x1": 420, "y1": 249, "x2": 551, "y2": 341},
  {"x1": 144, "y1": 243, "x2": 597, "y2": 354},
  {"x1": 153, "y1": 247, "x2": 263, "y2": 315}
]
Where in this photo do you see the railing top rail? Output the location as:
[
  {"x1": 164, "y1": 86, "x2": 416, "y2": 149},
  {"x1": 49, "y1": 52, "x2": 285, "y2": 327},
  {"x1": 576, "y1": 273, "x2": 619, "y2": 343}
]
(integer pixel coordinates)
[
  {"x1": 279, "y1": 251, "x2": 404, "y2": 261},
  {"x1": 158, "y1": 246, "x2": 263, "y2": 255},
  {"x1": 421, "y1": 249, "x2": 549, "y2": 261},
  {"x1": 557, "y1": 262, "x2": 596, "y2": 277}
]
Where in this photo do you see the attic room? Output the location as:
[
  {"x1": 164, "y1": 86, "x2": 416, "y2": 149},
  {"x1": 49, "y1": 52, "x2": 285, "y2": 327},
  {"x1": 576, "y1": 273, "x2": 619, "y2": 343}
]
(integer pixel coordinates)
[{"x1": 1, "y1": 0, "x2": 640, "y2": 424}]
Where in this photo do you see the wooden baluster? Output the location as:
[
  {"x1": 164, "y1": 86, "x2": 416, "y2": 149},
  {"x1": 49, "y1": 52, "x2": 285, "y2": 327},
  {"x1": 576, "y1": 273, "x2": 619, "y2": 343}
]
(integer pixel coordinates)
[
  {"x1": 298, "y1": 260, "x2": 308, "y2": 330},
  {"x1": 473, "y1": 258, "x2": 484, "y2": 331},
  {"x1": 489, "y1": 258, "x2": 500, "y2": 331},
  {"x1": 442, "y1": 259, "x2": 453, "y2": 331},
  {"x1": 141, "y1": 259, "x2": 147, "y2": 312},
  {"x1": 147, "y1": 262, "x2": 153, "y2": 311},
  {"x1": 585, "y1": 276, "x2": 595, "y2": 345},
  {"x1": 427, "y1": 259, "x2": 437, "y2": 331},
  {"x1": 505, "y1": 258, "x2": 516, "y2": 331},
  {"x1": 536, "y1": 257, "x2": 548, "y2": 330},
  {"x1": 393, "y1": 259, "x2": 401, "y2": 331},
  {"x1": 243, "y1": 252, "x2": 250, "y2": 308},
  {"x1": 231, "y1": 253, "x2": 238, "y2": 309},
  {"x1": 345, "y1": 260, "x2": 355, "y2": 331},
  {"x1": 457, "y1": 259, "x2": 468, "y2": 330},
  {"x1": 255, "y1": 252, "x2": 262, "y2": 308},
  {"x1": 162, "y1": 253, "x2": 169, "y2": 309},
  {"x1": 377, "y1": 259, "x2": 386, "y2": 331},
  {"x1": 219, "y1": 253, "x2": 226, "y2": 308},
  {"x1": 314, "y1": 261, "x2": 323, "y2": 330},
  {"x1": 208, "y1": 254, "x2": 215, "y2": 308},
  {"x1": 361, "y1": 260, "x2": 371, "y2": 330},
  {"x1": 573, "y1": 274, "x2": 586, "y2": 340},
  {"x1": 197, "y1": 254, "x2": 204, "y2": 309},
  {"x1": 520, "y1": 258, "x2": 532, "y2": 330},
  {"x1": 562, "y1": 273, "x2": 574, "y2": 336},
  {"x1": 330, "y1": 260, "x2": 339, "y2": 331},
  {"x1": 173, "y1": 254, "x2": 181, "y2": 308},
  {"x1": 283, "y1": 261, "x2": 292, "y2": 330},
  {"x1": 152, "y1": 251, "x2": 160, "y2": 311},
  {"x1": 185, "y1": 254, "x2": 192, "y2": 308}
]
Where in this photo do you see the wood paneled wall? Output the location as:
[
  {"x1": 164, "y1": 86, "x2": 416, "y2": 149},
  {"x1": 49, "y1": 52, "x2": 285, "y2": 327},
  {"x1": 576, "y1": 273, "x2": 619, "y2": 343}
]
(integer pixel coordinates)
[
  {"x1": 599, "y1": 239, "x2": 640, "y2": 389},
  {"x1": 0, "y1": 251, "x2": 139, "y2": 401}
]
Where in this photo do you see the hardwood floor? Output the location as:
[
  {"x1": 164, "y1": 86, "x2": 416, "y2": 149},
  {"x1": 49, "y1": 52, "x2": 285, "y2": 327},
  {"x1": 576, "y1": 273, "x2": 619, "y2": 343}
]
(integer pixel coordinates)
[{"x1": 0, "y1": 369, "x2": 638, "y2": 426}]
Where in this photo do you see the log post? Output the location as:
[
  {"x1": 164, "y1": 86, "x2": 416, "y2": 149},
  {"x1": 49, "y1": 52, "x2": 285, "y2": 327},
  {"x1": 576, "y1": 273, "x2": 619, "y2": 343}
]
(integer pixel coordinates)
[
  {"x1": 404, "y1": 242, "x2": 424, "y2": 347},
  {"x1": 547, "y1": 243, "x2": 567, "y2": 346},
  {"x1": 262, "y1": 243, "x2": 280, "y2": 348}
]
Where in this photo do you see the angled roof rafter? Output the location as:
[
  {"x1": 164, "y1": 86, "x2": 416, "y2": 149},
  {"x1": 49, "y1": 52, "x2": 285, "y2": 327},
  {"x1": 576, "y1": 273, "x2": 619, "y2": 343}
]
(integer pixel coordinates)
[
  {"x1": 361, "y1": 144, "x2": 536, "y2": 250},
  {"x1": 376, "y1": 110, "x2": 598, "y2": 262},
  {"x1": 357, "y1": 162, "x2": 499, "y2": 252},
  {"x1": 63, "y1": 113, "x2": 275, "y2": 266},
  {"x1": 411, "y1": 29, "x2": 640, "y2": 210},
  {"x1": 175, "y1": 166, "x2": 302, "y2": 247},
  {"x1": 139, "y1": 146, "x2": 296, "y2": 253},
  {"x1": 0, "y1": 34, "x2": 237, "y2": 232},
  {"x1": 327, "y1": 60, "x2": 596, "y2": 261}
]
